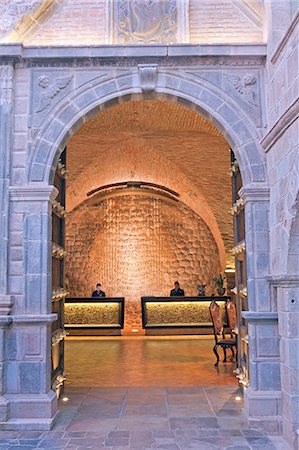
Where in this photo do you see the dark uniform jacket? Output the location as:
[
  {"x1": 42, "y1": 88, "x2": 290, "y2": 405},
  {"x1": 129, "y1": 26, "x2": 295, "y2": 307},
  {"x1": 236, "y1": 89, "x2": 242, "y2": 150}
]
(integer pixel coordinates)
[
  {"x1": 91, "y1": 290, "x2": 106, "y2": 298},
  {"x1": 170, "y1": 288, "x2": 185, "y2": 296}
]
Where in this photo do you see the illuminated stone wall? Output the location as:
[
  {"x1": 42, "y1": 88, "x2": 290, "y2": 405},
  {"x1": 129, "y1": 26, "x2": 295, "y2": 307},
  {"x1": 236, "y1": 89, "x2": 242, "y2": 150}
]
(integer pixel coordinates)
[{"x1": 65, "y1": 195, "x2": 221, "y2": 330}]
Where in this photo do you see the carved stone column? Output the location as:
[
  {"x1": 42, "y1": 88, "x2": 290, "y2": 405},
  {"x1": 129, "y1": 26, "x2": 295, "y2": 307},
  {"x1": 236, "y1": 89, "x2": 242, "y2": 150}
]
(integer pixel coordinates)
[{"x1": 239, "y1": 184, "x2": 282, "y2": 434}]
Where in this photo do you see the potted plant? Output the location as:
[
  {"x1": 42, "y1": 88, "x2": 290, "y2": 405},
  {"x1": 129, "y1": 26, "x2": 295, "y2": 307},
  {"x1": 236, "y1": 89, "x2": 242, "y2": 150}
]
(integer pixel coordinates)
[{"x1": 213, "y1": 273, "x2": 226, "y2": 296}]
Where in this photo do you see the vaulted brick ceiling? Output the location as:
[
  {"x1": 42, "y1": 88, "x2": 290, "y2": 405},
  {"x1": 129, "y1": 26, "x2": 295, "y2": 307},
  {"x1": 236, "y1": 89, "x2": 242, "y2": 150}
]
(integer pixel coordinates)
[{"x1": 67, "y1": 100, "x2": 234, "y2": 266}]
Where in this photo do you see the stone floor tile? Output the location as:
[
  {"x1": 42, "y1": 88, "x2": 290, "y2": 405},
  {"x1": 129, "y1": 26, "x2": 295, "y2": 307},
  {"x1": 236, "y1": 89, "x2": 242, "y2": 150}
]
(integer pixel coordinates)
[
  {"x1": 245, "y1": 436, "x2": 276, "y2": 447},
  {"x1": 66, "y1": 417, "x2": 119, "y2": 432},
  {"x1": 169, "y1": 417, "x2": 219, "y2": 430},
  {"x1": 166, "y1": 394, "x2": 210, "y2": 405},
  {"x1": 105, "y1": 438, "x2": 130, "y2": 446},
  {"x1": 168, "y1": 403, "x2": 214, "y2": 417},
  {"x1": 241, "y1": 430, "x2": 266, "y2": 437},
  {"x1": 108, "y1": 432, "x2": 130, "y2": 439},
  {"x1": 166, "y1": 387, "x2": 205, "y2": 395},
  {"x1": 123, "y1": 404, "x2": 167, "y2": 417},
  {"x1": 63, "y1": 431, "x2": 88, "y2": 438},
  {"x1": 217, "y1": 416, "x2": 245, "y2": 430},
  {"x1": 69, "y1": 437, "x2": 105, "y2": 447},
  {"x1": 118, "y1": 417, "x2": 169, "y2": 432},
  {"x1": 37, "y1": 438, "x2": 70, "y2": 448}
]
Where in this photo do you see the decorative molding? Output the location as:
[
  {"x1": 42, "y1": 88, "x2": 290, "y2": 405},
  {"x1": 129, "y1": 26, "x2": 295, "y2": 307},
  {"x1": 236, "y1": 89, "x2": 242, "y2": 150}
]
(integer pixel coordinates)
[
  {"x1": 51, "y1": 328, "x2": 67, "y2": 345},
  {"x1": 9, "y1": 185, "x2": 58, "y2": 203},
  {"x1": 138, "y1": 64, "x2": 158, "y2": 92},
  {"x1": 52, "y1": 243, "x2": 66, "y2": 259},
  {"x1": 261, "y1": 98, "x2": 299, "y2": 152},
  {"x1": 0, "y1": 295, "x2": 14, "y2": 316},
  {"x1": 52, "y1": 288, "x2": 69, "y2": 302},
  {"x1": 239, "y1": 184, "x2": 270, "y2": 203},
  {"x1": 230, "y1": 198, "x2": 245, "y2": 216},
  {"x1": 52, "y1": 200, "x2": 67, "y2": 217},
  {"x1": 242, "y1": 311, "x2": 278, "y2": 321},
  {"x1": 0, "y1": 43, "x2": 267, "y2": 67},
  {"x1": 271, "y1": 11, "x2": 299, "y2": 64},
  {"x1": 12, "y1": 314, "x2": 57, "y2": 323},
  {"x1": 232, "y1": 241, "x2": 246, "y2": 255},
  {"x1": 267, "y1": 275, "x2": 299, "y2": 286}
]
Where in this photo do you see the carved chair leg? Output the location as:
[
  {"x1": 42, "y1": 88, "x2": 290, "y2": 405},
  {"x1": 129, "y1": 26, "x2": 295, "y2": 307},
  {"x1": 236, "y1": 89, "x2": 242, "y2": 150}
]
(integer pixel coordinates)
[
  {"x1": 223, "y1": 347, "x2": 227, "y2": 363},
  {"x1": 213, "y1": 344, "x2": 220, "y2": 367},
  {"x1": 230, "y1": 346, "x2": 235, "y2": 361}
]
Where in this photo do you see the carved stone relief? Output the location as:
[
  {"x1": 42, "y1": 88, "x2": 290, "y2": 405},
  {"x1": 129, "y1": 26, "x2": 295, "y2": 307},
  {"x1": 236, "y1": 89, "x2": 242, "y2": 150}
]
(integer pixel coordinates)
[
  {"x1": 224, "y1": 72, "x2": 258, "y2": 107},
  {"x1": 0, "y1": 0, "x2": 41, "y2": 34},
  {"x1": 113, "y1": 0, "x2": 179, "y2": 44},
  {"x1": 31, "y1": 71, "x2": 74, "y2": 128}
]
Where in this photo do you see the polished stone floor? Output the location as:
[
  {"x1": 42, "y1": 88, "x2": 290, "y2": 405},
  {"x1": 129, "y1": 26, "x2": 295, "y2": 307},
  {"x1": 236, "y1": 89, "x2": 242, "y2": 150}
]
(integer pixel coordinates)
[{"x1": 1, "y1": 337, "x2": 291, "y2": 449}]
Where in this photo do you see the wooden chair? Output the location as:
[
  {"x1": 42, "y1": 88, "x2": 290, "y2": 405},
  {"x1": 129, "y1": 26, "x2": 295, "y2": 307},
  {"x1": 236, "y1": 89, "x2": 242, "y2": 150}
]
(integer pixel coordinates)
[
  {"x1": 226, "y1": 299, "x2": 238, "y2": 337},
  {"x1": 209, "y1": 300, "x2": 237, "y2": 367}
]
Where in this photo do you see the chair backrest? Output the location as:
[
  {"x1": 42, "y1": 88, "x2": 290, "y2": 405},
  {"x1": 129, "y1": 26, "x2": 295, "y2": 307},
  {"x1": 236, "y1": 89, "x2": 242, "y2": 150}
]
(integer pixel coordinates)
[
  {"x1": 209, "y1": 300, "x2": 224, "y2": 343},
  {"x1": 226, "y1": 300, "x2": 237, "y2": 331}
]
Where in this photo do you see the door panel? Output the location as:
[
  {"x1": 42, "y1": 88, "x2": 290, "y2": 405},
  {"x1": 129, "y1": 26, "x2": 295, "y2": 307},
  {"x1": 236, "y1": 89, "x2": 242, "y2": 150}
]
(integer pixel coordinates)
[{"x1": 51, "y1": 148, "x2": 67, "y2": 398}]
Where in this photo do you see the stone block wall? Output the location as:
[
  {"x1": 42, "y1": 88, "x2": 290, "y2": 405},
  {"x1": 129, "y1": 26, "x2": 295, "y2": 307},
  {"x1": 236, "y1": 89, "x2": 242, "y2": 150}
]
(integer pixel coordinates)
[{"x1": 65, "y1": 195, "x2": 221, "y2": 330}]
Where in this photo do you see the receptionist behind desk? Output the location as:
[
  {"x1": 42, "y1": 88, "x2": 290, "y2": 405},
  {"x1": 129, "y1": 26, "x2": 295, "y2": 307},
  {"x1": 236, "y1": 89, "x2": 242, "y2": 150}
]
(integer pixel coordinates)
[
  {"x1": 170, "y1": 281, "x2": 185, "y2": 296},
  {"x1": 91, "y1": 283, "x2": 106, "y2": 298}
]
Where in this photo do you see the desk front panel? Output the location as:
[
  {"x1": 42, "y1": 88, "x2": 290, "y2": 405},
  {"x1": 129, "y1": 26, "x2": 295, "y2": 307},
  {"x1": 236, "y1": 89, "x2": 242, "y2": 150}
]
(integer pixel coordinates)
[
  {"x1": 141, "y1": 297, "x2": 229, "y2": 331},
  {"x1": 65, "y1": 298, "x2": 125, "y2": 332}
]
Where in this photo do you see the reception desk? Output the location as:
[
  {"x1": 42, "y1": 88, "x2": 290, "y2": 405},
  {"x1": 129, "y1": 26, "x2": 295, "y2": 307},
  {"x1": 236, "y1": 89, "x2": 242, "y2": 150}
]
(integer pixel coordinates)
[
  {"x1": 65, "y1": 298, "x2": 125, "y2": 336},
  {"x1": 141, "y1": 296, "x2": 230, "y2": 335}
]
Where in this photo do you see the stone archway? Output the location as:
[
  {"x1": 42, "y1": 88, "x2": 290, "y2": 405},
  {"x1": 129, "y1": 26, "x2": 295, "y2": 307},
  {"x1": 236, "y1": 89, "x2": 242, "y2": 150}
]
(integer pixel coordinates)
[
  {"x1": 28, "y1": 71, "x2": 266, "y2": 186},
  {"x1": 6, "y1": 67, "x2": 280, "y2": 431}
]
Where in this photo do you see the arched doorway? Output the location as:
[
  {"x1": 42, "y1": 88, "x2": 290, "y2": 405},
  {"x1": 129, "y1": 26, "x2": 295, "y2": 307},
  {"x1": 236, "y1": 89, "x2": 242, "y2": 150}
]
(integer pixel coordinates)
[{"x1": 8, "y1": 72, "x2": 277, "y2": 432}]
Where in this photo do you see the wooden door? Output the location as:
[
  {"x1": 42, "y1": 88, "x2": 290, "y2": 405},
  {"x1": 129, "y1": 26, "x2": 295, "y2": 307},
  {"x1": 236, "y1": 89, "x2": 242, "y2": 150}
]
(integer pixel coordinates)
[
  {"x1": 51, "y1": 149, "x2": 67, "y2": 398},
  {"x1": 230, "y1": 150, "x2": 249, "y2": 387}
]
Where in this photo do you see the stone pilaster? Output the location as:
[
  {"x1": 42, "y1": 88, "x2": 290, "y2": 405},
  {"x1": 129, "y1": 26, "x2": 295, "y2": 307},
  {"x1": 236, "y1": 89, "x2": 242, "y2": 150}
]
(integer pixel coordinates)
[
  {"x1": 270, "y1": 276, "x2": 299, "y2": 449},
  {"x1": 0, "y1": 296, "x2": 13, "y2": 423},
  {"x1": 240, "y1": 184, "x2": 282, "y2": 434},
  {"x1": 0, "y1": 63, "x2": 14, "y2": 295},
  {"x1": 1, "y1": 185, "x2": 58, "y2": 430}
]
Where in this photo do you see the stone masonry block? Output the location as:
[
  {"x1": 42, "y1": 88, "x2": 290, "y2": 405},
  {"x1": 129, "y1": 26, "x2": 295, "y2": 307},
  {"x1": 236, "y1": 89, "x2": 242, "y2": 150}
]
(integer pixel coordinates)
[
  {"x1": 282, "y1": 392, "x2": 299, "y2": 424},
  {"x1": 25, "y1": 215, "x2": 42, "y2": 240},
  {"x1": 279, "y1": 311, "x2": 299, "y2": 338},
  {"x1": 248, "y1": 397, "x2": 279, "y2": 416},
  {"x1": 19, "y1": 362, "x2": 41, "y2": 394},
  {"x1": 94, "y1": 80, "x2": 119, "y2": 100},
  {"x1": 258, "y1": 362, "x2": 281, "y2": 391},
  {"x1": 25, "y1": 241, "x2": 42, "y2": 274}
]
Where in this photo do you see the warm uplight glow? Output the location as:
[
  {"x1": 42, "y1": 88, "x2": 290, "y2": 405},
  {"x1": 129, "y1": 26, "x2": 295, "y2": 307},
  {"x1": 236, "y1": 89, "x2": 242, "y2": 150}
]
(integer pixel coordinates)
[
  {"x1": 131, "y1": 329, "x2": 139, "y2": 333},
  {"x1": 235, "y1": 396, "x2": 242, "y2": 401},
  {"x1": 62, "y1": 397, "x2": 69, "y2": 402}
]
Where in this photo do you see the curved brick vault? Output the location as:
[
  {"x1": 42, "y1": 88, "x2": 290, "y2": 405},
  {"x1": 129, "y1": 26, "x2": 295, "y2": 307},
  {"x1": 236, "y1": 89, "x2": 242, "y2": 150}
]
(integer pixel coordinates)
[{"x1": 66, "y1": 100, "x2": 232, "y2": 268}]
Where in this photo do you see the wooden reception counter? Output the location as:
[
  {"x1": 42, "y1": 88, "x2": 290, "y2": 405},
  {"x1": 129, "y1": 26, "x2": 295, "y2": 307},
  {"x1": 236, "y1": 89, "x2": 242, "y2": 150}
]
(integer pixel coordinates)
[
  {"x1": 141, "y1": 296, "x2": 230, "y2": 335},
  {"x1": 64, "y1": 298, "x2": 125, "y2": 336}
]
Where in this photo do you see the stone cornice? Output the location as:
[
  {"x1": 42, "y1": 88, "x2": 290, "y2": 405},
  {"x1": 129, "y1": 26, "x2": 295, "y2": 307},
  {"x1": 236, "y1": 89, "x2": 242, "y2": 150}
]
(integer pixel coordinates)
[
  {"x1": 242, "y1": 311, "x2": 278, "y2": 321},
  {"x1": 0, "y1": 43, "x2": 267, "y2": 68},
  {"x1": 261, "y1": 98, "x2": 299, "y2": 152},
  {"x1": 9, "y1": 185, "x2": 58, "y2": 203},
  {"x1": 271, "y1": 11, "x2": 299, "y2": 64},
  {"x1": 239, "y1": 184, "x2": 270, "y2": 202}
]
